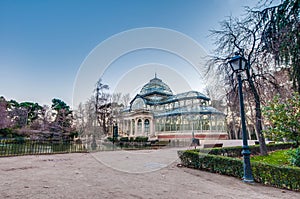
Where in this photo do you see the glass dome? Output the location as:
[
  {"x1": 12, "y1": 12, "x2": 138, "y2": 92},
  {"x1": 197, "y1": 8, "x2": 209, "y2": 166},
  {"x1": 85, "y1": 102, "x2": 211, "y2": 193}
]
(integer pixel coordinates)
[{"x1": 140, "y1": 76, "x2": 173, "y2": 96}]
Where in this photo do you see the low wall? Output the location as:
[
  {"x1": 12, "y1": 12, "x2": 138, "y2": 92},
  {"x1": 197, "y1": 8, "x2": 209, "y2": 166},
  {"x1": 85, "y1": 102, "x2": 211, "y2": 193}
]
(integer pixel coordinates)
[{"x1": 157, "y1": 132, "x2": 228, "y2": 141}]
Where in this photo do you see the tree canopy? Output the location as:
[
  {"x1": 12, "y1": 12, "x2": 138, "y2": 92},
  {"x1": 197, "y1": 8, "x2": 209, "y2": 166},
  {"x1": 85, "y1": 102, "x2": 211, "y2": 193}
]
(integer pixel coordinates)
[
  {"x1": 263, "y1": 92, "x2": 300, "y2": 146},
  {"x1": 254, "y1": 0, "x2": 300, "y2": 92}
]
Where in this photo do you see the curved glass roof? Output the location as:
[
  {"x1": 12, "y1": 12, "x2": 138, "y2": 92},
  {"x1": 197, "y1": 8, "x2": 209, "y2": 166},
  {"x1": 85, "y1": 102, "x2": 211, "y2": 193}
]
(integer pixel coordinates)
[
  {"x1": 128, "y1": 76, "x2": 212, "y2": 112},
  {"x1": 139, "y1": 91, "x2": 210, "y2": 105},
  {"x1": 154, "y1": 106, "x2": 224, "y2": 117},
  {"x1": 169, "y1": 91, "x2": 210, "y2": 101},
  {"x1": 140, "y1": 77, "x2": 173, "y2": 96}
]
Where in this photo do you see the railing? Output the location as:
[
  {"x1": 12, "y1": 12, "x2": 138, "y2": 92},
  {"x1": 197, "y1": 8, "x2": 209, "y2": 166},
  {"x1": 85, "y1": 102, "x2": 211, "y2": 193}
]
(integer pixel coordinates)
[{"x1": 0, "y1": 139, "x2": 87, "y2": 157}]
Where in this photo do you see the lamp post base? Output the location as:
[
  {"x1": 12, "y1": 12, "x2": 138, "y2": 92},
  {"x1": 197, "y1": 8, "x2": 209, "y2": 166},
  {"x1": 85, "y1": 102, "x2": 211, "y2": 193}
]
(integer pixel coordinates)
[
  {"x1": 242, "y1": 178, "x2": 254, "y2": 183},
  {"x1": 242, "y1": 147, "x2": 254, "y2": 183}
]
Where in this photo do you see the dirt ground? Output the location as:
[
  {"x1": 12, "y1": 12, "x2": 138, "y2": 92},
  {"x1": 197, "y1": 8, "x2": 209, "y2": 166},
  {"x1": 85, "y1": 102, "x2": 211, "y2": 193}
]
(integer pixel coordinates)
[{"x1": 0, "y1": 149, "x2": 299, "y2": 199}]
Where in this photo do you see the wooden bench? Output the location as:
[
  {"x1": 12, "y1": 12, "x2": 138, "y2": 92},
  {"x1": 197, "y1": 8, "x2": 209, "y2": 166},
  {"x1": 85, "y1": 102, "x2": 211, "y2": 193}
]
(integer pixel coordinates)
[
  {"x1": 203, "y1": 143, "x2": 223, "y2": 148},
  {"x1": 255, "y1": 141, "x2": 275, "y2": 145}
]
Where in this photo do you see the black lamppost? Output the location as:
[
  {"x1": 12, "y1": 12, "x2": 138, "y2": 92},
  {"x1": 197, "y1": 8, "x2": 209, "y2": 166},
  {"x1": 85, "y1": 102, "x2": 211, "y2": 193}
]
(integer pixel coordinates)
[
  {"x1": 228, "y1": 54, "x2": 254, "y2": 183},
  {"x1": 112, "y1": 121, "x2": 118, "y2": 150}
]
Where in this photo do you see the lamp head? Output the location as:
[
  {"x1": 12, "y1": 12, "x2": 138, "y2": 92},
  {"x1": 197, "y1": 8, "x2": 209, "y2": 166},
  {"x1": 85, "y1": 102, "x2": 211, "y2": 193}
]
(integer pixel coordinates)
[{"x1": 229, "y1": 55, "x2": 247, "y2": 73}]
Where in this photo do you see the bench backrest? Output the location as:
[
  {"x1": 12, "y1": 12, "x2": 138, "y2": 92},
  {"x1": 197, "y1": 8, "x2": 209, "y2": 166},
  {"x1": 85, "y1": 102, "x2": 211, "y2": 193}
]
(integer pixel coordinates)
[{"x1": 203, "y1": 143, "x2": 223, "y2": 148}]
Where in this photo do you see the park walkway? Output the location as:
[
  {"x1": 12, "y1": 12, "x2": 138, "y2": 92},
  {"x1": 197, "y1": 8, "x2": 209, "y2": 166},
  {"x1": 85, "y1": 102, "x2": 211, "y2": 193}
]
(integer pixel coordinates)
[{"x1": 0, "y1": 141, "x2": 299, "y2": 199}]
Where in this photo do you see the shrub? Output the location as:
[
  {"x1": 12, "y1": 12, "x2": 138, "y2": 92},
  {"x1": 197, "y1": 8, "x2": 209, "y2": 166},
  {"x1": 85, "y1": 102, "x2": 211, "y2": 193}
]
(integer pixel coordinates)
[
  {"x1": 0, "y1": 128, "x2": 16, "y2": 138},
  {"x1": 107, "y1": 137, "x2": 114, "y2": 142},
  {"x1": 251, "y1": 161, "x2": 300, "y2": 190},
  {"x1": 135, "y1": 136, "x2": 148, "y2": 142},
  {"x1": 107, "y1": 137, "x2": 119, "y2": 142},
  {"x1": 69, "y1": 131, "x2": 79, "y2": 139},
  {"x1": 287, "y1": 148, "x2": 300, "y2": 167},
  {"x1": 120, "y1": 137, "x2": 129, "y2": 142},
  {"x1": 178, "y1": 149, "x2": 300, "y2": 191},
  {"x1": 15, "y1": 137, "x2": 25, "y2": 144},
  {"x1": 178, "y1": 150, "x2": 243, "y2": 177}
]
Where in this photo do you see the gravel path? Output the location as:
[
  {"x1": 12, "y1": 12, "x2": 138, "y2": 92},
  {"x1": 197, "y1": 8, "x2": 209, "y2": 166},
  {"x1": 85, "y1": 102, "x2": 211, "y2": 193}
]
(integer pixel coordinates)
[{"x1": 0, "y1": 149, "x2": 299, "y2": 199}]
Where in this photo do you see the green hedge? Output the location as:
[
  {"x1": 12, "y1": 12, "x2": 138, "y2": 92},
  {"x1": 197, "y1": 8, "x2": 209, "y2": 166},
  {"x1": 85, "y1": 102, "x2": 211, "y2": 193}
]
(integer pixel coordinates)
[
  {"x1": 178, "y1": 150, "x2": 300, "y2": 191},
  {"x1": 134, "y1": 136, "x2": 148, "y2": 142},
  {"x1": 107, "y1": 136, "x2": 148, "y2": 143},
  {"x1": 197, "y1": 143, "x2": 293, "y2": 157},
  {"x1": 251, "y1": 161, "x2": 300, "y2": 190},
  {"x1": 178, "y1": 150, "x2": 243, "y2": 177},
  {"x1": 0, "y1": 128, "x2": 21, "y2": 138},
  {"x1": 119, "y1": 137, "x2": 129, "y2": 142},
  {"x1": 107, "y1": 137, "x2": 118, "y2": 142}
]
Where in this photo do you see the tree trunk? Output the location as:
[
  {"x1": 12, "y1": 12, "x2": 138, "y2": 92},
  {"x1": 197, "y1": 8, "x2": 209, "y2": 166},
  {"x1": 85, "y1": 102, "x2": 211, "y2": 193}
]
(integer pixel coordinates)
[
  {"x1": 231, "y1": 112, "x2": 238, "y2": 139},
  {"x1": 95, "y1": 88, "x2": 100, "y2": 126},
  {"x1": 247, "y1": 126, "x2": 251, "y2": 140},
  {"x1": 246, "y1": 68, "x2": 268, "y2": 155},
  {"x1": 255, "y1": 102, "x2": 268, "y2": 155},
  {"x1": 296, "y1": 61, "x2": 300, "y2": 93}
]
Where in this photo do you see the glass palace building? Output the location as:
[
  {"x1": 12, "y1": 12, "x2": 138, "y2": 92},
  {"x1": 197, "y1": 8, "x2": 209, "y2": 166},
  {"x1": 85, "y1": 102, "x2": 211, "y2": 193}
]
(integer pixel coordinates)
[{"x1": 117, "y1": 76, "x2": 227, "y2": 141}]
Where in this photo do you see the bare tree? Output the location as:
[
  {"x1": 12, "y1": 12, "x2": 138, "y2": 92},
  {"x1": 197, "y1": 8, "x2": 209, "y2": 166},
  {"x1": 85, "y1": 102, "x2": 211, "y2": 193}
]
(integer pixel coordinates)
[
  {"x1": 84, "y1": 97, "x2": 99, "y2": 136},
  {"x1": 7, "y1": 100, "x2": 28, "y2": 128},
  {"x1": 73, "y1": 102, "x2": 86, "y2": 136},
  {"x1": 0, "y1": 96, "x2": 10, "y2": 129},
  {"x1": 40, "y1": 105, "x2": 51, "y2": 131},
  {"x1": 208, "y1": 14, "x2": 283, "y2": 155},
  {"x1": 204, "y1": 67, "x2": 227, "y2": 113},
  {"x1": 111, "y1": 93, "x2": 121, "y2": 105},
  {"x1": 76, "y1": 89, "x2": 131, "y2": 138},
  {"x1": 121, "y1": 93, "x2": 131, "y2": 107},
  {"x1": 94, "y1": 79, "x2": 110, "y2": 135}
]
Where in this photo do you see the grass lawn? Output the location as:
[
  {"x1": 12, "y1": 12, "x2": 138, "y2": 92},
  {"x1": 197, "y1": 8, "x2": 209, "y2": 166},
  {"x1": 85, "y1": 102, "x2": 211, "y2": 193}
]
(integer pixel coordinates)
[{"x1": 251, "y1": 149, "x2": 295, "y2": 167}]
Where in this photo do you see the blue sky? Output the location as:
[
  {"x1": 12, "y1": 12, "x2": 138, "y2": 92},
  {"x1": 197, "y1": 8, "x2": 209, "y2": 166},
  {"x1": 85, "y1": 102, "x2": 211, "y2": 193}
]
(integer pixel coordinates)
[{"x1": 0, "y1": 0, "x2": 260, "y2": 107}]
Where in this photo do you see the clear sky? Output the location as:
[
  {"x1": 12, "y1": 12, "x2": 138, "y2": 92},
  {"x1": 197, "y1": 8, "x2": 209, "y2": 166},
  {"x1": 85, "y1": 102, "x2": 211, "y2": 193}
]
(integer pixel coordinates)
[{"x1": 0, "y1": 0, "x2": 260, "y2": 108}]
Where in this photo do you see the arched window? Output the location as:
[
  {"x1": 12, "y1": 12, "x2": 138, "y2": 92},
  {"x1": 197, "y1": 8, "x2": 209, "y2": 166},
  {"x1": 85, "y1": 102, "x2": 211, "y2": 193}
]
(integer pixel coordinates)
[
  {"x1": 132, "y1": 98, "x2": 145, "y2": 110},
  {"x1": 144, "y1": 119, "x2": 150, "y2": 135},
  {"x1": 132, "y1": 119, "x2": 135, "y2": 135},
  {"x1": 137, "y1": 119, "x2": 142, "y2": 133}
]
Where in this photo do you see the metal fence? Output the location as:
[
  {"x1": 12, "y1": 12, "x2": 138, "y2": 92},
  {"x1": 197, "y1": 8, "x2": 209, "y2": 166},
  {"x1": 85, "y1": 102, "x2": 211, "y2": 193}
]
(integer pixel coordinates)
[{"x1": 0, "y1": 139, "x2": 87, "y2": 157}]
